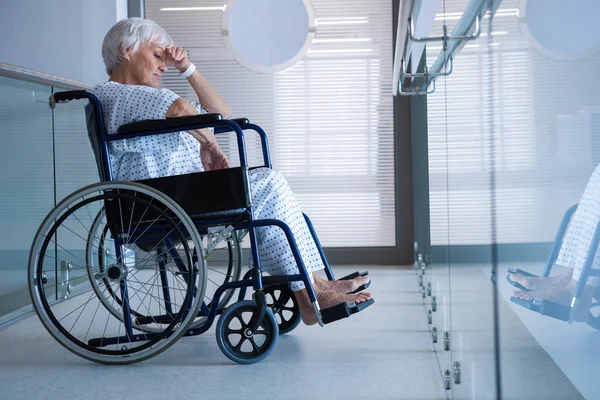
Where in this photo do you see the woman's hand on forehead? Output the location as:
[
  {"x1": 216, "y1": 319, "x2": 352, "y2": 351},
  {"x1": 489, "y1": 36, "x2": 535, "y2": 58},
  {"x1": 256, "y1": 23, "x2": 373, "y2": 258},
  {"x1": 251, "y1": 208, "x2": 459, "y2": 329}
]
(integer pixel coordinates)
[{"x1": 166, "y1": 45, "x2": 191, "y2": 73}]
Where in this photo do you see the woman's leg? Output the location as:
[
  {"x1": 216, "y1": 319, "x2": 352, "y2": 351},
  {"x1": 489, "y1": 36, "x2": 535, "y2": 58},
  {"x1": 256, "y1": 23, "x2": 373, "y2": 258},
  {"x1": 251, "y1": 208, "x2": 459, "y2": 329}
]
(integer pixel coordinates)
[
  {"x1": 312, "y1": 273, "x2": 370, "y2": 294},
  {"x1": 247, "y1": 168, "x2": 372, "y2": 324},
  {"x1": 247, "y1": 167, "x2": 324, "y2": 289},
  {"x1": 292, "y1": 280, "x2": 372, "y2": 325},
  {"x1": 509, "y1": 268, "x2": 573, "y2": 291}
]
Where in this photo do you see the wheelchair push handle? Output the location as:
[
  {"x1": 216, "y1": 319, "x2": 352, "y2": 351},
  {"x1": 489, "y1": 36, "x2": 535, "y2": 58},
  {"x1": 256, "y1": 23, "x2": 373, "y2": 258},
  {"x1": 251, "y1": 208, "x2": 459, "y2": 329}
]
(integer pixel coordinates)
[{"x1": 53, "y1": 90, "x2": 90, "y2": 103}]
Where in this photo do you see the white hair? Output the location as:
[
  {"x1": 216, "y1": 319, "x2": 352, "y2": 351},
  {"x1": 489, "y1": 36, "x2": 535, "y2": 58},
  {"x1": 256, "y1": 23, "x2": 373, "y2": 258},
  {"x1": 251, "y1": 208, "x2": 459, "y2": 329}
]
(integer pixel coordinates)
[{"x1": 101, "y1": 18, "x2": 174, "y2": 75}]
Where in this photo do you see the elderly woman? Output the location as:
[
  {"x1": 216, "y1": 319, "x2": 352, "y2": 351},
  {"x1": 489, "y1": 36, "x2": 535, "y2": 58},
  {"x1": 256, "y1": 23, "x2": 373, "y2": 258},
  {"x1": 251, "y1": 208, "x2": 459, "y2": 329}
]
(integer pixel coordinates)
[{"x1": 92, "y1": 18, "x2": 371, "y2": 325}]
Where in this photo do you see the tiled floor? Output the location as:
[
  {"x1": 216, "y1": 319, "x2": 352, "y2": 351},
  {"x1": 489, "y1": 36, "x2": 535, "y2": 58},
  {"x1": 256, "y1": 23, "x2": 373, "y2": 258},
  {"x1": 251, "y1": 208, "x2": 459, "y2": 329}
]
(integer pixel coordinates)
[
  {"x1": 495, "y1": 262, "x2": 599, "y2": 400},
  {"x1": 2, "y1": 262, "x2": 590, "y2": 400},
  {"x1": 0, "y1": 266, "x2": 446, "y2": 400}
]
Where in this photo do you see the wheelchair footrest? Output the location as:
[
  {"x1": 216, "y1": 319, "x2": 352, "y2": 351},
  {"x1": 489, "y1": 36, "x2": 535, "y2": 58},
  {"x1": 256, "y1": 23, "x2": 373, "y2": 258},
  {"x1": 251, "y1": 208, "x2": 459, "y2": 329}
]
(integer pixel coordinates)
[
  {"x1": 510, "y1": 296, "x2": 571, "y2": 321},
  {"x1": 338, "y1": 270, "x2": 370, "y2": 294},
  {"x1": 321, "y1": 298, "x2": 374, "y2": 325},
  {"x1": 506, "y1": 268, "x2": 539, "y2": 292}
]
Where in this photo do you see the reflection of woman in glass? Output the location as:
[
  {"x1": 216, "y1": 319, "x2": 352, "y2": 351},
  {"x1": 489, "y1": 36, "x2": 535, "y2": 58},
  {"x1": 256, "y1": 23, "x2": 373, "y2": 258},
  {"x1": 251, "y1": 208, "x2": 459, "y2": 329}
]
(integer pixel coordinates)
[{"x1": 511, "y1": 164, "x2": 600, "y2": 320}]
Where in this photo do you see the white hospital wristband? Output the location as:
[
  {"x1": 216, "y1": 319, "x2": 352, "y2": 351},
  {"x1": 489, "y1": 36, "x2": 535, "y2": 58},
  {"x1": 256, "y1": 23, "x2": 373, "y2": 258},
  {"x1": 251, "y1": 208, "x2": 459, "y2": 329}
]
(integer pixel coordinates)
[{"x1": 180, "y1": 63, "x2": 196, "y2": 79}]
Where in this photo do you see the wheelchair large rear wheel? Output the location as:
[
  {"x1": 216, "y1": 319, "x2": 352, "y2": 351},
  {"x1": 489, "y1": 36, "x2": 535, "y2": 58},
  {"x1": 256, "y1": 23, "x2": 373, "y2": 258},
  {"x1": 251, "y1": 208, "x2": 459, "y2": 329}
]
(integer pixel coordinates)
[
  {"x1": 29, "y1": 182, "x2": 207, "y2": 364},
  {"x1": 87, "y1": 212, "x2": 242, "y2": 332}
]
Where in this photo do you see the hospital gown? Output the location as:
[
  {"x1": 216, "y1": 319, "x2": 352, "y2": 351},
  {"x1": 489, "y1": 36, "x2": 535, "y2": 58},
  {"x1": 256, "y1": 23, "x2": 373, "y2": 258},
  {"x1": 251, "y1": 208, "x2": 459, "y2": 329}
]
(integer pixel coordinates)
[
  {"x1": 92, "y1": 81, "x2": 324, "y2": 290},
  {"x1": 556, "y1": 163, "x2": 600, "y2": 282}
]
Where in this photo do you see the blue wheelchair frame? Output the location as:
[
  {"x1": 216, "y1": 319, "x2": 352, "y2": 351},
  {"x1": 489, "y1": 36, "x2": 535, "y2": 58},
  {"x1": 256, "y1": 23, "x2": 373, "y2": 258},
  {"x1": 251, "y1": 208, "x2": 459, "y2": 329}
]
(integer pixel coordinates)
[{"x1": 53, "y1": 90, "x2": 367, "y2": 346}]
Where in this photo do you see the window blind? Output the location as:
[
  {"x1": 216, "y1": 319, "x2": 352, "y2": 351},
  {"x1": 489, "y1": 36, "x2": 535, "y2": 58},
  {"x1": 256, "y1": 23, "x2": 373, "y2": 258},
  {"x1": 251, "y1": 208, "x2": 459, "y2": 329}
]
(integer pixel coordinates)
[
  {"x1": 145, "y1": 0, "x2": 396, "y2": 247},
  {"x1": 426, "y1": 0, "x2": 600, "y2": 246}
]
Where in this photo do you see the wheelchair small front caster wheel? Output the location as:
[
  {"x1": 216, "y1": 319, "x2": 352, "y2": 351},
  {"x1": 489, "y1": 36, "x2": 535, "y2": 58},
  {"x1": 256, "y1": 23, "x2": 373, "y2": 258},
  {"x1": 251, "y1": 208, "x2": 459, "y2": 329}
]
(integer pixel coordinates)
[
  {"x1": 216, "y1": 300, "x2": 279, "y2": 364},
  {"x1": 263, "y1": 283, "x2": 301, "y2": 334}
]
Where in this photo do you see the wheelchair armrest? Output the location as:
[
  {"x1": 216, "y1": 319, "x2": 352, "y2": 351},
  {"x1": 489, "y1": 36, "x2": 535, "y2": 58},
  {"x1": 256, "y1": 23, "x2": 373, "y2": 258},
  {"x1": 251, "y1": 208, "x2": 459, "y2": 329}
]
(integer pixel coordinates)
[
  {"x1": 114, "y1": 115, "x2": 254, "y2": 168},
  {"x1": 230, "y1": 118, "x2": 250, "y2": 127},
  {"x1": 214, "y1": 118, "x2": 272, "y2": 169},
  {"x1": 117, "y1": 113, "x2": 223, "y2": 135}
]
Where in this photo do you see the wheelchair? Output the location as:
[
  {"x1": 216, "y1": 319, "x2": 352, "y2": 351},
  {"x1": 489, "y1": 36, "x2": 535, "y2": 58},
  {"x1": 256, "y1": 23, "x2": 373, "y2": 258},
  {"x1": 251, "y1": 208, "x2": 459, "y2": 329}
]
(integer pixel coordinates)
[
  {"x1": 502, "y1": 204, "x2": 600, "y2": 329},
  {"x1": 28, "y1": 90, "x2": 373, "y2": 365}
]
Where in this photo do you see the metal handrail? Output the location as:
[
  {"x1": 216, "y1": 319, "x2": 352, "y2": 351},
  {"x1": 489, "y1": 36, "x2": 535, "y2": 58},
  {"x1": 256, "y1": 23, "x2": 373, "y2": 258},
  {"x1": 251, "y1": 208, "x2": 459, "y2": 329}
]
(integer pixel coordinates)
[
  {"x1": 393, "y1": 0, "x2": 504, "y2": 96},
  {"x1": 0, "y1": 62, "x2": 92, "y2": 90}
]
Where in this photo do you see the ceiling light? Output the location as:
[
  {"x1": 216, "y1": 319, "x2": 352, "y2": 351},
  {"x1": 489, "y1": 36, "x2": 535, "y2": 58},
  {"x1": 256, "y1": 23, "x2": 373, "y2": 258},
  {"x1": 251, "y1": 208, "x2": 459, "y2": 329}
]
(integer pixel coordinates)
[
  {"x1": 315, "y1": 17, "x2": 368, "y2": 26},
  {"x1": 308, "y1": 49, "x2": 373, "y2": 54},
  {"x1": 160, "y1": 6, "x2": 226, "y2": 11},
  {"x1": 313, "y1": 38, "x2": 372, "y2": 43}
]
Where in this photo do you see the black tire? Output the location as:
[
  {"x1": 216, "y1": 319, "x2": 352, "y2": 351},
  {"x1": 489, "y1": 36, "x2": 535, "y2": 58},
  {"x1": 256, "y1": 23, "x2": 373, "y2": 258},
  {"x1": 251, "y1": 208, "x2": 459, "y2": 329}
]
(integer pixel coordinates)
[{"x1": 215, "y1": 300, "x2": 279, "y2": 364}]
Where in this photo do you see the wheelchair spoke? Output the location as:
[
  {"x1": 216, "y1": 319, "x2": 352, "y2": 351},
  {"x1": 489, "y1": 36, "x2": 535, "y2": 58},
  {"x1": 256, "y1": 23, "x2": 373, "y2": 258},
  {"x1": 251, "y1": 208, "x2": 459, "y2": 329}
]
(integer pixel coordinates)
[
  {"x1": 117, "y1": 197, "x2": 127, "y2": 251},
  {"x1": 127, "y1": 213, "x2": 169, "y2": 249},
  {"x1": 233, "y1": 338, "x2": 246, "y2": 353},
  {"x1": 125, "y1": 202, "x2": 152, "y2": 247},
  {"x1": 66, "y1": 207, "x2": 100, "y2": 246},
  {"x1": 127, "y1": 274, "x2": 177, "y2": 315},
  {"x1": 206, "y1": 266, "x2": 234, "y2": 277},
  {"x1": 126, "y1": 274, "x2": 188, "y2": 294},
  {"x1": 235, "y1": 309, "x2": 246, "y2": 327},
  {"x1": 83, "y1": 291, "x2": 105, "y2": 343},
  {"x1": 248, "y1": 337, "x2": 260, "y2": 355},
  {"x1": 48, "y1": 238, "x2": 88, "y2": 267},
  {"x1": 56, "y1": 286, "x2": 106, "y2": 322},
  {"x1": 124, "y1": 193, "x2": 137, "y2": 247},
  {"x1": 70, "y1": 286, "x2": 103, "y2": 332},
  {"x1": 125, "y1": 278, "x2": 186, "y2": 309},
  {"x1": 207, "y1": 276, "x2": 223, "y2": 289},
  {"x1": 42, "y1": 273, "x2": 90, "y2": 290},
  {"x1": 132, "y1": 242, "x2": 186, "y2": 270}
]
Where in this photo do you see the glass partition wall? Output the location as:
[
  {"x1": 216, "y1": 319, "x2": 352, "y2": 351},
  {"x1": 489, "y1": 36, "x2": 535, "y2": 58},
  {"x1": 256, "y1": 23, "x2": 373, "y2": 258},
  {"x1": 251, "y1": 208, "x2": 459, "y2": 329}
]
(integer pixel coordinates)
[
  {"x1": 0, "y1": 71, "x2": 96, "y2": 324},
  {"x1": 410, "y1": 0, "x2": 600, "y2": 398}
]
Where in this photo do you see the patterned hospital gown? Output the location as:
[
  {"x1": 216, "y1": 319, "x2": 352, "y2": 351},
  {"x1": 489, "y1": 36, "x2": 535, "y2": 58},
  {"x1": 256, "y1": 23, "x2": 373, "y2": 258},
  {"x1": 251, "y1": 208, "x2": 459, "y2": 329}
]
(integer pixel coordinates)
[
  {"x1": 92, "y1": 82, "x2": 323, "y2": 290},
  {"x1": 556, "y1": 163, "x2": 600, "y2": 282}
]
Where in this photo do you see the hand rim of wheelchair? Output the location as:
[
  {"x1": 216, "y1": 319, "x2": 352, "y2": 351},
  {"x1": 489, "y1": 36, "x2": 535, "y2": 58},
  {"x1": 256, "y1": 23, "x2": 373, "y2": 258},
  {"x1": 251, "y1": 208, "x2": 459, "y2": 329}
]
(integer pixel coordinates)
[
  {"x1": 28, "y1": 181, "x2": 207, "y2": 365},
  {"x1": 263, "y1": 283, "x2": 301, "y2": 334},
  {"x1": 215, "y1": 300, "x2": 279, "y2": 364},
  {"x1": 86, "y1": 208, "x2": 242, "y2": 333}
]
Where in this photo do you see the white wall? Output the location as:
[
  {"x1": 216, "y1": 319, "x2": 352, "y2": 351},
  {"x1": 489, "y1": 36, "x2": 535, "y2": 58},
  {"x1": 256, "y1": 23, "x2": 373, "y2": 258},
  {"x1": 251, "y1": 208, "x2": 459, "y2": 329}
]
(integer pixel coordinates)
[{"x1": 0, "y1": 0, "x2": 128, "y2": 84}]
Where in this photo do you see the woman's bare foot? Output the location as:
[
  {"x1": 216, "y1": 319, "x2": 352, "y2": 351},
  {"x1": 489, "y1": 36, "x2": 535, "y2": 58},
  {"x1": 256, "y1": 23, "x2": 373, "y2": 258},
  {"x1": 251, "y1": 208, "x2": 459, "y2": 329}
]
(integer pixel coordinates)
[
  {"x1": 509, "y1": 268, "x2": 573, "y2": 291},
  {"x1": 293, "y1": 288, "x2": 372, "y2": 325},
  {"x1": 313, "y1": 273, "x2": 370, "y2": 294},
  {"x1": 513, "y1": 279, "x2": 595, "y2": 322}
]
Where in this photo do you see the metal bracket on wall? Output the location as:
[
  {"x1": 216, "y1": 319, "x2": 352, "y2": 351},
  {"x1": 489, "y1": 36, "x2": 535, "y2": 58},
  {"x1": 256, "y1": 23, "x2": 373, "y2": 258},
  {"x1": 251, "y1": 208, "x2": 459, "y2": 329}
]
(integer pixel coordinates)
[{"x1": 393, "y1": 0, "x2": 502, "y2": 97}]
